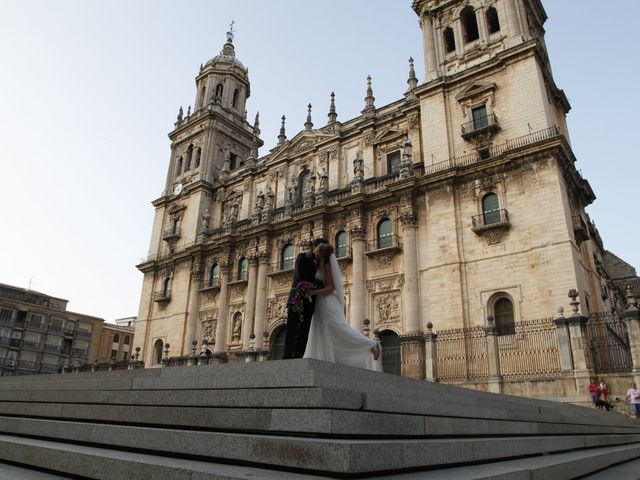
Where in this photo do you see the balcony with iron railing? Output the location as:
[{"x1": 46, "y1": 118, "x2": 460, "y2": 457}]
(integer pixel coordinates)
[
  {"x1": 75, "y1": 330, "x2": 92, "y2": 339},
  {"x1": 154, "y1": 289, "x2": 171, "y2": 302},
  {"x1": 461, "y1": 113, "x2": 500, "y2": 140},
  {"x1": 199, "y1": 279, "x2": 220, "y2": 292},
  {"x1": 8, "y1": 338, "x2": 21, "y2": 348},
  {"x1": 44, "y1": 344, "x2": 63, "y2": 354},
  {"x1": 0, "y1": 316, "x2": 13, "y2": 327},
  {"x1": 365, "y1": 235, "x2": 402, "y2": 255},
  {"x1": 472, "y1": 209, "x2": 511, "y2": 232},
  {"x1": 72, "y1": 348, "x2": 89, "y2": 358},
  {"x1": 25, "y1": 322, "x2": 44, "y2": 332}
]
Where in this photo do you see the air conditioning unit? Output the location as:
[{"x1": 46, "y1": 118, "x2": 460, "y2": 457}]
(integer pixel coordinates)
[{"x1": 6, "y1": 359, "x2": 15, "y2": 367}]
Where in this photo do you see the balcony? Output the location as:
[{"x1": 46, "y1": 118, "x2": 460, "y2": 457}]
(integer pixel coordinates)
[
  {"x1": 63, "y1": 328, "x2": 75, "y2": 337},
  {"x1": 9, "y1": 338, "x2": 21, "y2": 348},
  {"x1": 0, "y1": 337, "x2": 9, "y2": 347},
  {"x1": 572, "y1": 213, "x2": 590, "y2": 245},
  {"x1": 266, "y1": 262, "x2": 295, "y2": 289},
  {"x1": 365, "y1": 236, "x2": 401, "y2": 268},
  {"x1": 17, "y1": 360, "x2": 38, "y2": 370},
  {"x1": 25, "y1": 323, "x2": 44, "y2": 332},
  {"x1": 154, "y1": 289, "x2": 171, "y2": 302},
  {"x1": 336, "y1": 247, "x2": 353, "y2": 270},
  {"x1": 162, "y1": 226, "x2": 181, "y2": 241},
  {"x1": 472, "y1": 209, "x2": 511, "y2": 244},
  {"x1": 0, "y1": 316, "x2": 13, "y2": 327},
  {"x1": 22, "y1": 341, "x2": 42, "y2": 351},
  {"x1": 199, "y1": 279, "x2": 220, "y2": 293},
  {"x1": 461, "y1": 113, "x2": 500, "y2": 141},
  {"x1": 76, "y1": 330, "x2": 92, "y2": 339},
  {"x1": 40, "y1": 363, "x2": 60, "y2": 373},
  {"x1": 44, "y1": 344, "x2": 63, "y2": 354},
  {"x1": 72, "y1": 348, "x2": 88, "y2": 358}
]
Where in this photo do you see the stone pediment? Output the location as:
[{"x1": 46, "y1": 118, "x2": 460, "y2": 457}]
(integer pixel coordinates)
[
  {"x1": 455, "y1": 82, "x2": 497, "y2": 101},
  {"x1": 373, "y1": 127, "x2": 405, "y2": 146}
]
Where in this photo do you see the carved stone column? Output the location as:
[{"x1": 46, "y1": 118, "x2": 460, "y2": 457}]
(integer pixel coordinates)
[
  {"x1": 349, "y1": 226, "x2": 366, "y2": 329},
  {"x1": 400, "y1": 210, "x2": 420, "y2": 334},
  {"x1": 565, "y1": 290, "x2": 593, "y2": 397},
  {"x1": 242, "y1": 256, "x2": 259, "y2": 349},
  {"x1": 183, "y1": 256, "x2": 203, "y2": 354},
  {"x1": 399, "y1": 333, "x2": 425, "y2": 379},
  {"x1": 252, "y1": 254, "x2": 270, "y2": 355},
  {"x1": 424, "y1": 322, "x2": 438, "y2": 381},
  {"x1": 484, "y1": 316, "x2": 502, "y2": 394},
  {"x1": 505, "y1": 0, "x2": 522, "y2": 41},
  {"x1": 623, "y1": 287, "x2": 640, "y2": 378},
  {"x1": 420, "y1": 13, "x2": 439, "y2": 82},
  {"x1": 213, "y1": 263, "x2": 230, "y2": 355},
  {"x1": 553, "y1": 306, "x2": 574, "y2": 374}
]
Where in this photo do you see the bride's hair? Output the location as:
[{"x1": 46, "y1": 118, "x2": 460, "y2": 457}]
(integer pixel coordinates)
[{"x1": 316, "y1": 242, "x2": 334, "y2": 261}]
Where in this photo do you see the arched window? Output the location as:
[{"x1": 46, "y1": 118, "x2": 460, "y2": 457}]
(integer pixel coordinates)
[
  {"x1": 444, "y1": 27, "x2": 456, "y2": 53},
  {"x1": 153, "y1": 339, "x2": 163, "y2": 365},
  {"x1": 237, "y1": 257, "x2": 247, "y2": 281},
  {"x1": 162, "y1": 277, "x2": 171, "y2": 297},
  {"x1": 494, "y1": 297, "x2": 515, "y2": 335},
  {"x1": 377, "y1": 218, "x2": 393, "y2": 249},
  {"x1": 232, "y1": 88, "x2": 240, "y2": 109},
  {"x1": 461, "y1": 6, "x2": 479, "y2": 43},
  {"x1": 486, "y1": 7, "x2": 500, "y2": 34},
  {"x1": 379, "y1": 330, "x2": 401, "y2": 375},
  {"x1": 298, "y1": 170, "x2": 311, "y2": 203},
  {"x1": 171, "y1": 218, "x2": 180, "y2": 235},
  {"x1": 281, "y1": 244, "x2": 294, "y2": 270},
  {"x1": 335, "y1": 231, "x2": 348, "y2": 258},
  {"x1": 113, "y1": 333, "x2": 120, "y2": 344},
  {"x1": 195, "y1": 148, "x2": 202, "y2": 168},
  {"x1": 215, "y1": 83, "x2": 223, "y2": 102},
  {"x1": 124, "y1": 335, "x2": 130, "y2": 345},
  {"x1": 482, "y1": 193, "x2": 501, "y2": 225},
  {"x1": 209, "y1": 264, "x2": 219, "y2": 287},
  {"x1": 176, "y1": 157, "x2": 183, "y2": 176},
  {"x1": 185, "y1": 144, "x2": 193, "y2": 171},
  {"x1": 270, "y1": 325, "x2": 287, "y2": 360}
]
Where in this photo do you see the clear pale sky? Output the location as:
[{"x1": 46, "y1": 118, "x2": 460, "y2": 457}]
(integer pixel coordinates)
[{"x1": 1, "y1": 1, "x2": 638, "y2": 322}]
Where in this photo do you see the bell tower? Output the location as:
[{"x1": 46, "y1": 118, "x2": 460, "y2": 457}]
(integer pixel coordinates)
[
  {"x1": 413, "y1": 0, "x2": 549, "y2": 82},
  {"x1": 135, "y1": 28, "x2": 262, "y2": 363}
]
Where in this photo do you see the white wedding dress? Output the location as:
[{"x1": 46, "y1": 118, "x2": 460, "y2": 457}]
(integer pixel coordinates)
[{"x1": 304, "y1": 254, "x2": 382, "y2": 371}]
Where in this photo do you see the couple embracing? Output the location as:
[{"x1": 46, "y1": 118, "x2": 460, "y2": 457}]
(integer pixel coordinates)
[{"x1": 283, "y1": 237, "x2": 381, "y2": 370}]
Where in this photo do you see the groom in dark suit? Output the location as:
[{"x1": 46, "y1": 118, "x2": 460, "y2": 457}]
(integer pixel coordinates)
[{"x1": 283, "y1": 237, "x2": 327, "y2": 359}]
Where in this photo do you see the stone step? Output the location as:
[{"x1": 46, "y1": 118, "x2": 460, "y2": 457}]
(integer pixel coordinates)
[
  {"x1": 0, "y1": 416, "x2": 639, "y2": 475},
  {"x1": 0, "y1": 432, "x2": 639, "y2": 480},
  {"x1": 0, "y1": 359, "x2": 631, "y2": 429},
  {"x1": 0, "y1": 401, "x2": 636, "y2": 437}
]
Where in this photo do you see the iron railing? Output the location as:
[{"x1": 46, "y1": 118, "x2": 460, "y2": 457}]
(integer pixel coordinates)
[
  {"x1": 472, "y1": 209, "x2": 510, "y2": 231},
  {"x1": 461, "y1": 113, "x2": 499, "y2": 136},
  {"x1": 586, "y1": 313, "x2": 632, "y2": 374},
  {"x1": 154, "y1": 290, "x2": 171, "y2": 302}
]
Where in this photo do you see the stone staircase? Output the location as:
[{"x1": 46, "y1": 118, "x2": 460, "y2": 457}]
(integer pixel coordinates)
[{"x1": 0, "y1": 359, "x2": 638, "y2": 479}]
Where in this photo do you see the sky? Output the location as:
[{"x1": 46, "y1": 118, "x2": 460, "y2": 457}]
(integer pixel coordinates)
[{"x1": 1, "y1": 1, "x2": 638, "y2": 322}]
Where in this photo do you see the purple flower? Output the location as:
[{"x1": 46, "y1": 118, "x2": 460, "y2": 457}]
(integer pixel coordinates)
[{"x1": 296, "y1": 281, "x2": 316, "y2": 290}]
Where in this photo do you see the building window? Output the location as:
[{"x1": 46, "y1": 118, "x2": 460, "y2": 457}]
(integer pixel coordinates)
[
  {"x1": 281, "y1": 244, "x2": 294, "y2": 270},
  {"x1": 377, "y1": 218, "x2": 393, "y2": 249},
  {"x1": 270, "y1": 326, "x2": 286, "y2": 360},
  {"x1": 111, "y1": 349, "x2": 118, "y2": 360},
  {"x1": 387, "y1": 151, "x2": 401, "y2": 174},
  {"x1": 209, "y1": 264, "x2": 219, "y2": 287},
  {"x1": 176, "y1": 157, "x2": 183, "y2": 176},
  {"x1": 199, "y1": 86, "x2": 206, "y2": 108},
  {"x1": 28, "y1": 314, "x2": 44, "y2": 329},
  {"x1": 335, "y1": 231, "x2": 348, "y2": 258},
  {"x1": 232, "y1": 88, "x2": 240, "y2": 109},
  {"x1": 162, "y1": 277, "x2": 171, "y2": 297},
  {"x1": 494, "y1": 297, "x2": 515, "y2": 335},
  {"x1": 0, "y1": 308, "x2": 13, "y2": 323},
  {"x1": 237, "y1": 257, "x2": 247, "y2": 281},
  {"x1": 171, "y1": 218, "x2": 180, "y2": 235},
  {"x1": 153, "y1": 339, "x2": 163, "y2": 365},
  {"x1": 113, "y1": 333, "x2": 120, "y2": 344},
  {"x1": 299, "y1": 170, "x2": 311, "y2": 202},
  {"x1": 444, "y1": 27, "x2": 456, "y2": 53},
  {"x1": 461, "y1": 6, "x2": 480, "y2": 43},
  {"x1": 472, "y1": 105, "x2": 489, "y2": 130},
  {"x1": 122, "y1": 351, "x2": 128, "y2": 361},
  {"x1": 124, "y1": 335, "x2": 130, "y2": 346},
  {"x1": 486, "y1": 7, "x2": 500, "y2": 34},
  {"x1": 195, "y1": 147, "x2": 202, "y2": 168},
  {"x1": 229, "y1": 152, "x2": 238, "y2": 170},
  {"x1": 482, "y1": 193, "x2": 501, "y2": 225},
  {"x1": 185, "y1": 144, "x2": 193, "y2": 171}
]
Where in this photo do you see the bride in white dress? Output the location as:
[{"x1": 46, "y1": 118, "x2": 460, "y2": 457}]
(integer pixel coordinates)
[{"x1": 303, "y1": 243, "x2": 381, "y2": 370}]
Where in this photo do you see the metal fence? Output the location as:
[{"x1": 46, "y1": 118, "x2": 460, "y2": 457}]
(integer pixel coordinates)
[
  {"x1": 586, "y1": 312, "x2": 633, "y2": 374},
  {"x1": 435, "y1": 326, "x2": 488, "y2": 382}
]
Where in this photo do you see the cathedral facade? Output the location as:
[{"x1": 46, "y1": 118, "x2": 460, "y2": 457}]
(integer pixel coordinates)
[{"x1": 134, "y1": 0, "x2": 624, "y2": 381}]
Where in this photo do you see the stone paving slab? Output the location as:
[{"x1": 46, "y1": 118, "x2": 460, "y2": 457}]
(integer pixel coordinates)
[
  {"x1": 0, "y1": 416, "x2": 639, "y2": 475},
  {"x1": 0, "y1": 462, "x2": 73, "y2": 480}
]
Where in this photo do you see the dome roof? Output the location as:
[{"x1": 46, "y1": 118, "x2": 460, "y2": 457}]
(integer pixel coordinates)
[{"x1": 204, "y1": 32, "x2": 245, "y2": 70}]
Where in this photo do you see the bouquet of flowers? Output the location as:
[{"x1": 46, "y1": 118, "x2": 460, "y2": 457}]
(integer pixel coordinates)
[{"x1": 288, "y1": 281, "x2": 317, "y2": 320}]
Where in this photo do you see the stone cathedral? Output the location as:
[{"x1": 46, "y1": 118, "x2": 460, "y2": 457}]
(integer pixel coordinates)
[{"x1": 134, "y1": 0, "x2": 628, "y2": 385}]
